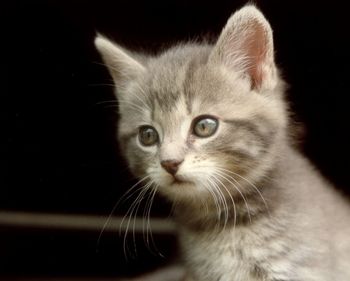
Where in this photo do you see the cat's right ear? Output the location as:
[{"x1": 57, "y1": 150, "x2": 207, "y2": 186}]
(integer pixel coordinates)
[{"x1": 94, "y1": 35, "x2": 145, "y2": 91}]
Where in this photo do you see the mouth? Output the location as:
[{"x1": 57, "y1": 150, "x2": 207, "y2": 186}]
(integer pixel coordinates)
[{"x1": 172, "y1": 175, "x2": 192, "y2": 185}]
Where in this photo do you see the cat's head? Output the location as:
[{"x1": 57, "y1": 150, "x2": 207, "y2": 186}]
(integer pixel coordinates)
[{"x1": 95, "y1": 6, "x2": 288, "y2": 203}]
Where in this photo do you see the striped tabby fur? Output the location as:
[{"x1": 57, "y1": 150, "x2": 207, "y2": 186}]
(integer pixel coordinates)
[{"x1": 95, "y1": 5, "x2": 350, "y2": 281}]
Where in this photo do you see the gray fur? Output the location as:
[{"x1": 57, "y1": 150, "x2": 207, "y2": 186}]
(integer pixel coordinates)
[{"x1": 95, "y1": 5, "x2": 350, "y2": 281}]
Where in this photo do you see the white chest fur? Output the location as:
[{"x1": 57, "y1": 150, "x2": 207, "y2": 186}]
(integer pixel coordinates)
[
  {"x1": 178, "y1": 222, "x2": 325, "y2": 281},
  {"x1": 180, "y1": 227, "x2": 263, "y2": 281}
]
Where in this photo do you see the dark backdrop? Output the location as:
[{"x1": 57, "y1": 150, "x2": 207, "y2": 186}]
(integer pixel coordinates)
[{"x1": 1, "y1": 0, "x2": 349, "y2": 278}]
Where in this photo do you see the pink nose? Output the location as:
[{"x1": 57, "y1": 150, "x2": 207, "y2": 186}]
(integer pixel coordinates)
[{"x1": 161, "y1": 159, "x2": 183, "y2": 175}]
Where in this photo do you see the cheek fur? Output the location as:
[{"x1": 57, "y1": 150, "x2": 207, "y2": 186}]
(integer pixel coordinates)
[{"x1": 125, "y1": 139, "x2": 158, "y2": 177}]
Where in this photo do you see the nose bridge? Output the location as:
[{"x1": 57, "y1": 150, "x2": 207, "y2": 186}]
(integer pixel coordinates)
[
  {"x1": 158, "y1": 105, "x2": 188, "y2": 162},
  {"x1": 160, "y1": 135, "x2": 186, "y2": 162}
]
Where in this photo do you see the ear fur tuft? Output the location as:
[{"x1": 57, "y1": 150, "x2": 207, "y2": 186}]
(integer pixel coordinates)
[{"x1": 94, "y1": 35, "x2": 145, "y2": 92}]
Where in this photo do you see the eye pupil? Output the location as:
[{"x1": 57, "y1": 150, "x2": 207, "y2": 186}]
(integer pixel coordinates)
[
  {"x1": 193, "y1": 116, "x2": 218, "y2": 137},
  {"x1": 139, "y1": 126, "x2": 158, "y2": 146}
]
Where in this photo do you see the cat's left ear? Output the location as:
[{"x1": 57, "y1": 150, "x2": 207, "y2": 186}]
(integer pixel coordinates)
[{"x1": 210, "y1": 5, "x2": 277, "y2": 91}]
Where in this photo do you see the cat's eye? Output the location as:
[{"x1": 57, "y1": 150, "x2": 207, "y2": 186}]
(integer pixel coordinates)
[
  {"x1": 193, "y1": 116, "x2": 218, "y2": 138},
  {"x1": 138, "y1": 125, "x2": 159, "y2": 146}
]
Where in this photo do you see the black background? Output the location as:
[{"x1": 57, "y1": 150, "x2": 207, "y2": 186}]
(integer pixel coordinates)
[{"x1": 1, "y1": 0, "x2": 350, "y2": 278}]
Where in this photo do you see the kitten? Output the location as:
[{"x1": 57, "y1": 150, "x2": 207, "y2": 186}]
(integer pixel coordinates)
[{"x1": 95, "y1": 5, "x2": 350, "y2": 281}]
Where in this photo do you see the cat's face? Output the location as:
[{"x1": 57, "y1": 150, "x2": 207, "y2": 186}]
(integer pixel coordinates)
[{"x1": 95, "y1": 5, "x2": 288, "y2": 203}]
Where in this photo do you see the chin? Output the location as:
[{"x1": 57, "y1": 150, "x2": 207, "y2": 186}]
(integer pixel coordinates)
[{"x1": 157, "y1": 179, "x2": 205, "y2": 203}]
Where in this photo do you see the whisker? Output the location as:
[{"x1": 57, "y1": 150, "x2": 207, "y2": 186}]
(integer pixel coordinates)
[
  {"x1": 95, "y1": 100, "x2": 118, "y2": 106},
  {"x1": 122, "y1": 189, "x2": 145, "y2": 259},
  {"x1": 93, "y1": 61, "x2": 128, "y2": 76},
  {"x1": 131, "y1": 183, "x2": 153, "y2": 257},
  {"x1": 116, "y1": 100, "x2": 147, "y2": 115},
  {"x1": 216, "y1": 167, "x2": 270, "y2": 216},
  {"x1": 211, "y1": 172, "x2": 237, "y2": 229},
  {"x1": 121, "y1": 181, "x2": 153, "y2": 259},
  {"x1": 97, "y1": 176, "x2": 150, "y2": 251},
  {"x1": 208, "y1": 175, "x2": 229, "y2": 230},
  {"x1": 94, "y1": 98, "x2": 146, "y2": 115},
  {"x1": 145, "y1": 186, "x2": 163, "y2": 257},
  {"x1": 214, "y1": 170, "x2": 252, "y2": 224},
  {"x1": 88, "y1": 83, "x2": 116, "y2": 88},
  {"x1": 200, "y1": 178, "x2": 222, "y2": 227},
  {"x1": 142, "y1": 188, "x2": 153, "y2": 245}
]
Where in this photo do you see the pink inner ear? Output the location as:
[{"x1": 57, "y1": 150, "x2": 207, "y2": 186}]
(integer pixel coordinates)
[
  {"x1": 211, "y1": 6, "x2": 277, "y2": 91},
  {"x1": 243, "y1": 20, "x2": 268, "y2": 90}
]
